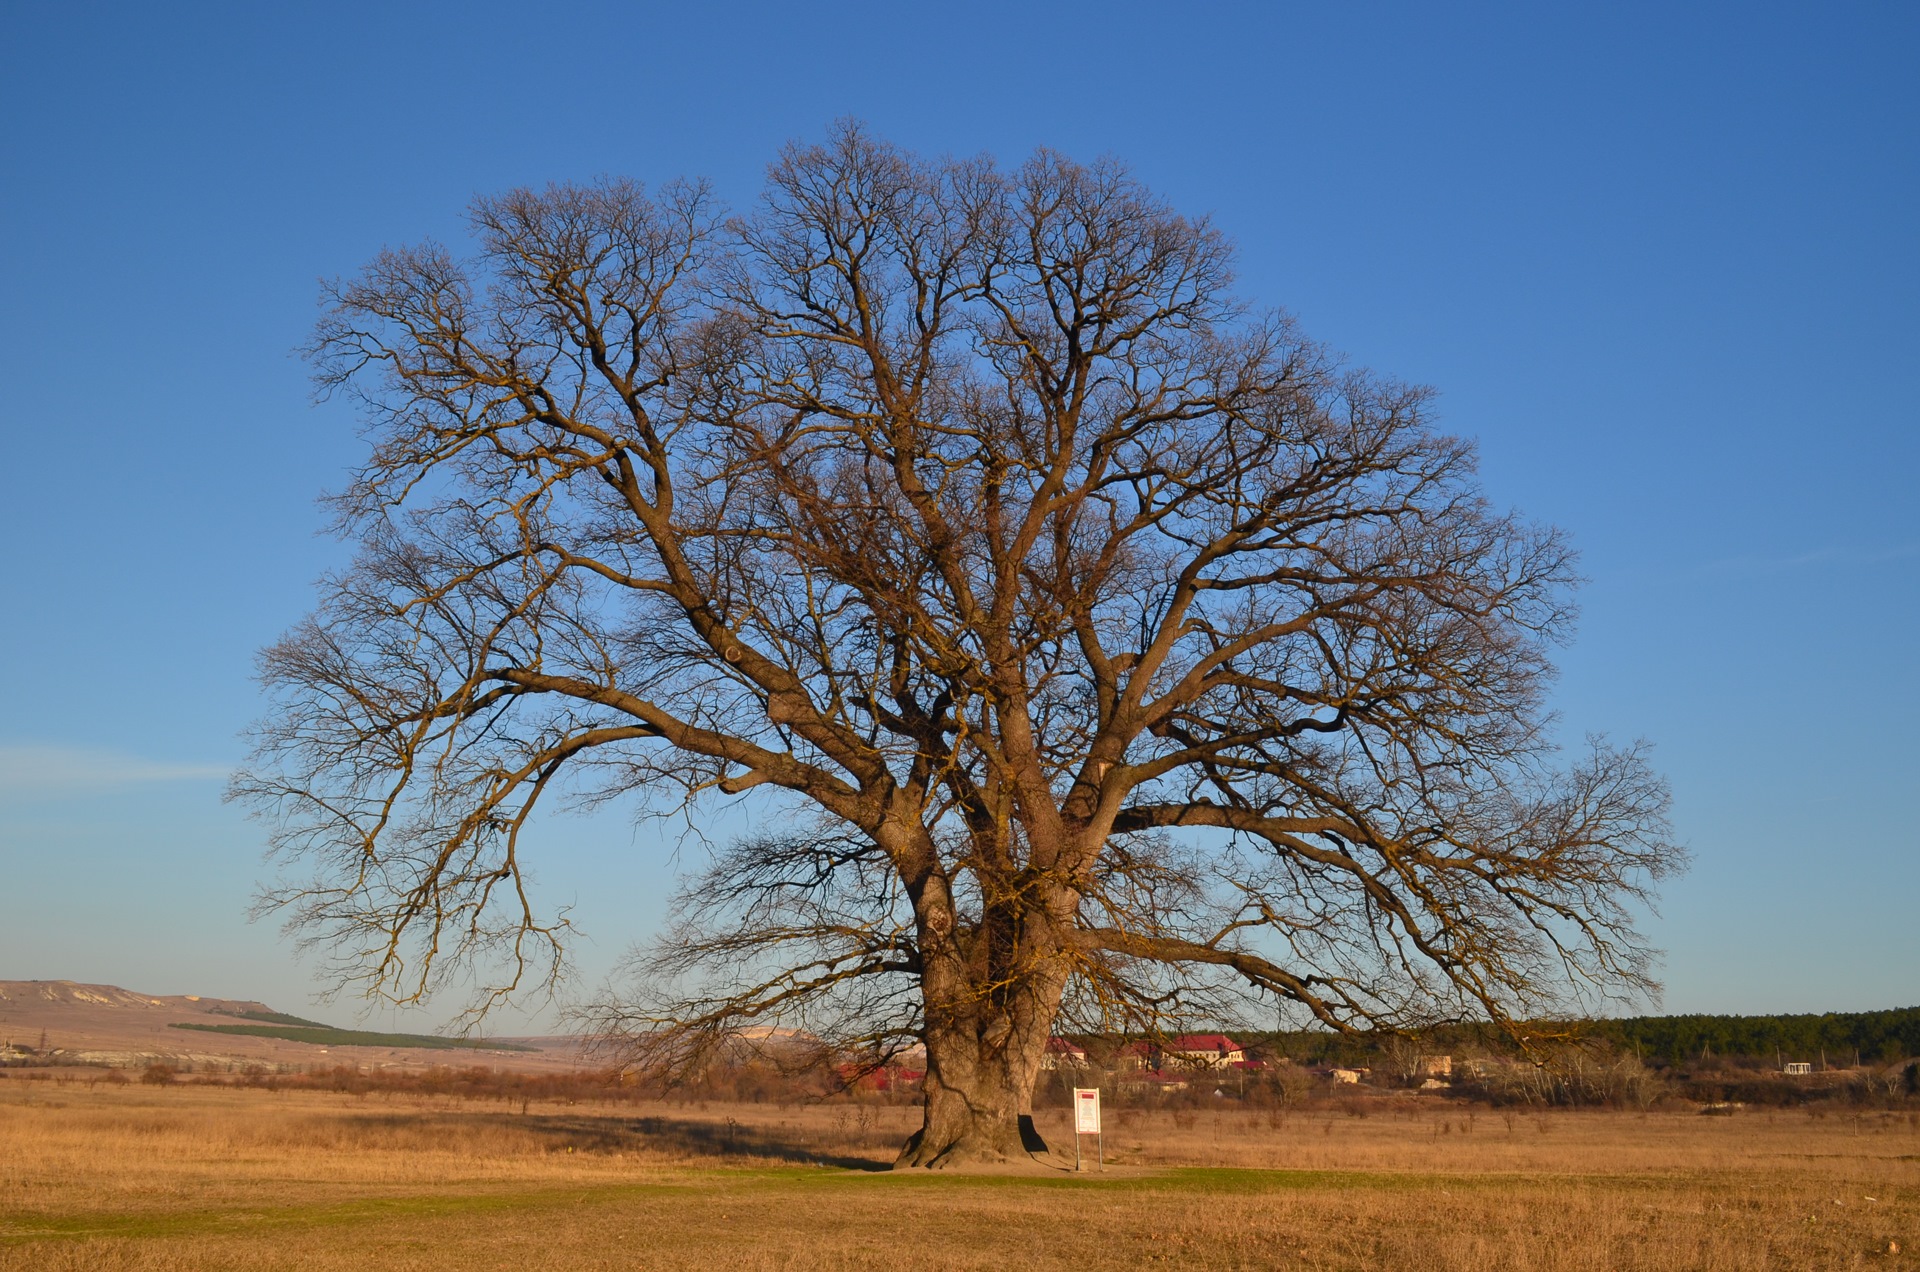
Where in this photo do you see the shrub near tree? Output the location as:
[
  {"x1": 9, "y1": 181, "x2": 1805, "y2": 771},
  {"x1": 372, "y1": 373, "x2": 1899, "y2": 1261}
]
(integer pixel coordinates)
[{"x1": 240, "y1": 125, "x2": 1681, "y2": 1167}]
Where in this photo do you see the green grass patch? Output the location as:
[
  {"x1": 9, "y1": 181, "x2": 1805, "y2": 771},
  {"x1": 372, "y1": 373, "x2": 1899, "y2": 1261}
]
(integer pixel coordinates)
[
  {"x1": 797, "y1": 1164, "x2": 1468, "y2": 1195},
  {"x1": 169, "y1": 1022, "x2": 536, "y2": 1052},
  {"x1": 0, "y1": 1165, "x2": 1436, "y2": 1246},
  {"x1": 0, "y1": 1186, "x2": 638, "y2": 1244}
]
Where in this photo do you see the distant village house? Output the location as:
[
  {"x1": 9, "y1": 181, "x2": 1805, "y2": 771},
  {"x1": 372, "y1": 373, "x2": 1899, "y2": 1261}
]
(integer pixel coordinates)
[{"x1": 1162, "y1": 1034, "x2": 1245, "y2": 1070}]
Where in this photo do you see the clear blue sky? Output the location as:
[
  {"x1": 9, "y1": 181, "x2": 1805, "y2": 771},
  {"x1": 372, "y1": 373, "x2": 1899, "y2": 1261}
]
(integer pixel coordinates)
[{"x1": 2, "y1": 1, "x2": 1913, "y2": 1029}]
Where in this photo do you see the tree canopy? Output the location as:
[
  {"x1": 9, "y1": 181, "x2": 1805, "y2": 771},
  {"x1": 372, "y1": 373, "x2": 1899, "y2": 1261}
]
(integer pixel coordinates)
[{"x1": 238, "y1": 124, "x2": 1681, "y2": 1165}]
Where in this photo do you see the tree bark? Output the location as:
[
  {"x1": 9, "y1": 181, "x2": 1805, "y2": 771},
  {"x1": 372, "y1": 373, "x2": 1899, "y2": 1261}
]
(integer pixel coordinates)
[
  {"x1": 893, "y1": 899, "x2": 1065, "y2": 1168},
  {"x1": 894, "y1": 1011, "x2": 1055, "y2": 1168}
]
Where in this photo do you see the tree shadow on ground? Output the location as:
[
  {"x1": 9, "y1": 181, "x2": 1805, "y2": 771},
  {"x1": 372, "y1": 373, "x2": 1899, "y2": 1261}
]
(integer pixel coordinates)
[{"x1": 487, "y1": 1112, "x2": 893, "y2": 1171}]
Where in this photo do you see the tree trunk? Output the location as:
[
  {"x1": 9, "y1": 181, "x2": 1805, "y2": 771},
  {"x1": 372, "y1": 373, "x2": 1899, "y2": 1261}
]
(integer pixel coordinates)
[
  {"x1": 893, "y1": 850, "x2": 1072, "y2": 1168},
  {"x1": 894, "y1": 1013, "x2": 1054, "y2": 1168},
  {"x1": 892, "y1": 944, "x2": 1064, "y2": 1168}
]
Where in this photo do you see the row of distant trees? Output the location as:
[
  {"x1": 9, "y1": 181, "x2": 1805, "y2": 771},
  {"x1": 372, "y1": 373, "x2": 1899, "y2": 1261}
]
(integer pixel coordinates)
[
  {"x1": 1579, "y1": 1007, "x2": 1920, "y2": 1066},
  {"x1": 1223, "y1": 1006, "x2": 1920, "y2": 1071},
  {"x1": 11, "y1": 1041, "x2": 1916, "y2": 1113}
]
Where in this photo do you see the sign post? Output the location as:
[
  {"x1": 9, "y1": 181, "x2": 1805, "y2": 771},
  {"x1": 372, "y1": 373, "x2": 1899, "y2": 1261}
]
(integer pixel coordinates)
[{"x1": 1072, "y1": 1087, "x2": 1103, "y2": 1171}]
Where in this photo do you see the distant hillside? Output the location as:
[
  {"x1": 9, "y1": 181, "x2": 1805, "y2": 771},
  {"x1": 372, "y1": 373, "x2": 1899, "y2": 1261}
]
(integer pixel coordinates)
[
  {"x1": 0, "y1": 980, "x2": 559, "y2": 1068},
  {"x1": 0, "y1": 979, "x2": 273, "y2": 1017}
]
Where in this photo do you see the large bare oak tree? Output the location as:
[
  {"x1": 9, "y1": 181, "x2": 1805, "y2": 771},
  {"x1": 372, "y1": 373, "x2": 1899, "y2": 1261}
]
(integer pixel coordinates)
[{"x1": 238, "y1": 125, "x2": 1680, "y2": 1167}]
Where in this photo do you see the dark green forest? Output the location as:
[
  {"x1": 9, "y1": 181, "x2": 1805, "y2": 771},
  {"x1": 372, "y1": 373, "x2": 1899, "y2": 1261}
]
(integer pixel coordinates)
[
  {"x1": 171, "y1": 1010, "x2": 536, "y2": 1053},
  {"x1": 1240, "y1": 1006, "x2": 1920, "y2": 1068},
  {"x1": 1581, "y1": 1007, "x2": 1920, "y2": 1065}
]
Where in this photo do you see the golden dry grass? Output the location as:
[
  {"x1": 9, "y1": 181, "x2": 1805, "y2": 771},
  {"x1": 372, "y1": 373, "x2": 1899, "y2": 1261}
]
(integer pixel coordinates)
[{"x1": 1, "y1": 1076, "x2": 1913, "y2": 1270}]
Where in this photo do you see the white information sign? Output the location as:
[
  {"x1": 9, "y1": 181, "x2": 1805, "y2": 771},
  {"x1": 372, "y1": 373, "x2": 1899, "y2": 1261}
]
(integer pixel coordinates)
[{"x1": 1073, "y1": 1086, "x2": 1102, "y2": 1134}]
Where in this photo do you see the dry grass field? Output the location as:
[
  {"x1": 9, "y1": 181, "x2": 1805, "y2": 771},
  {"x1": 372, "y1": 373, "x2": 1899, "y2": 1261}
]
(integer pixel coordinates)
[{"x1": 1, "y1": 1074, "x2": 1913, "y2": 1270}]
